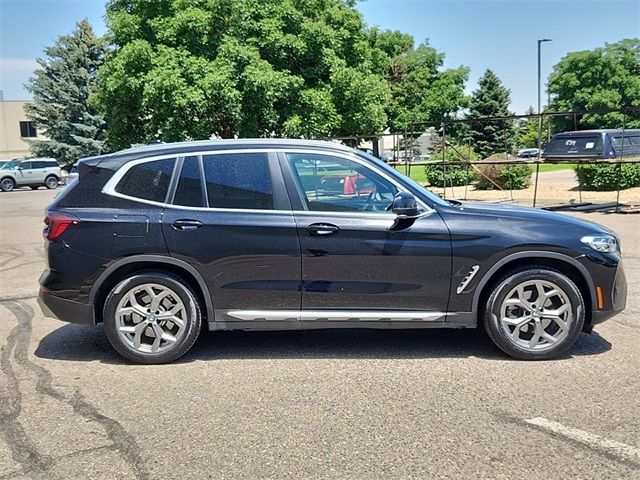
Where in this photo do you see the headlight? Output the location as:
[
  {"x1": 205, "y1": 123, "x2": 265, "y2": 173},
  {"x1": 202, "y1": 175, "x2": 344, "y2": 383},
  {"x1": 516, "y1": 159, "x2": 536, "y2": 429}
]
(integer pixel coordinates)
[{"x1": 581, "y1": 235, "x2": 618, "y2": 253}]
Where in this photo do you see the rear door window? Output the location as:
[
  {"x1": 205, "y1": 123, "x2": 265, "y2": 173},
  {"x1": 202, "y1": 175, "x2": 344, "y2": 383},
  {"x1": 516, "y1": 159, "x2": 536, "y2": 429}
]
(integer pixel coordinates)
[
  {"x1": 202, "y1": 153, "x2": 274, "y2": 210},
  {"x1": 115, "y1": 157, "x2": 175, "y2": 203}
]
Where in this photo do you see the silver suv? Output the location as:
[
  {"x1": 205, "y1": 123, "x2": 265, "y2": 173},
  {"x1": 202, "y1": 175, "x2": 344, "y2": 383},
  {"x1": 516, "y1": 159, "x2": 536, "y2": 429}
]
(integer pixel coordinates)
[{"x1": 0, "y1": 158, "x2": 61, "y2": 192}]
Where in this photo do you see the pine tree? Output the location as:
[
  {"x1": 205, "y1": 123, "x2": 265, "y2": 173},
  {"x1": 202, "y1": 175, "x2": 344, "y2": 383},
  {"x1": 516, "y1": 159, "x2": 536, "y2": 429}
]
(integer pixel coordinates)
[
  {"x1": 25, "y1": 19, "x2": 108, "y2": 167},
  {"x1": 467, "y1": 69, "x2": 513, "y2": 159}
]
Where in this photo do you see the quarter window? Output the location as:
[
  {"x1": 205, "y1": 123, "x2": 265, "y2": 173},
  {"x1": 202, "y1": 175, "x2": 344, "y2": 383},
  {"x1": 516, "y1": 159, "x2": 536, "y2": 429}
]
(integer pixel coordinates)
[
  {"x1": 115, "y1": 158, "x2": 175, "y2": 203},
  {"x1": 202, "y1": 153, "x2": 274, "y2": 210},
  {"x1": 173, "y1": 156, "x2": 204, "y2": 207},
  {"x1": 286, "y1": 153, "x2": 397, "y2": 213}
]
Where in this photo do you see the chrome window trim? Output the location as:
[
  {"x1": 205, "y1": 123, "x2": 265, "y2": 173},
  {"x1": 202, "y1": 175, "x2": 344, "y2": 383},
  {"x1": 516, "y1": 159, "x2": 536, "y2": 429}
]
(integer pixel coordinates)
[
  {"x1": 103, "y1": 149, "x2": 289, "y2": 212},
  {"x1": 102, "y1": 147, "x2": 434, "y2": 215},
  {"x1": 281, "y1": 148, "x2": 433, "y2": 215}
]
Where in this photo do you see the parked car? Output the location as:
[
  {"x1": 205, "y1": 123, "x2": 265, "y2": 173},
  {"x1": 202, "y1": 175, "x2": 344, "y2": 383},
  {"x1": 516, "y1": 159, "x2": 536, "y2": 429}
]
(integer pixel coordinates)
[
  {"x1": 66, "y1": 162, "x2": 79, "y2": 185},
  {"x1": 39, "y1": 139, "x2": 626, "y2": 363},
  {"x1": 517, "y1": 148, "x2": 540, "y2": 158},
  {"x1": 0, "y1": 158, "x2": 61, "y2": 192},
  {"x1": 543, "y1": 129, "x2": 640, "y2": 160}
]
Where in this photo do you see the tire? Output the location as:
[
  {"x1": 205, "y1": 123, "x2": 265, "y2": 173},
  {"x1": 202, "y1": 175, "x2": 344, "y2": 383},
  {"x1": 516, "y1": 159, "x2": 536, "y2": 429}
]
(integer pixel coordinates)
[
  {"x1": 45, "y1": 176, "x2": 58, "y2": 189},
  {"x1": 0, "y1": 178, "x2": 15, "y2": 192},
  {"x1": 103, "y1": 271, "x2": 202, "y2": 364},
  {"x1": 483, "y1": 267, "x2": 585, "y2": 360},
  {"x1": 30, "y1": 185, "x2": 39, "y2": 190}
]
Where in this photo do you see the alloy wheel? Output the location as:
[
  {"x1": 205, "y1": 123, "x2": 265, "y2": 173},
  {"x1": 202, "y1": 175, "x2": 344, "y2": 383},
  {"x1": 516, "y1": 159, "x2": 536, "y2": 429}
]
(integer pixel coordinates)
[
  {"x1": 499, "y1": 279, "x2": 573, "y2": 352},
  {"x1": 1, "y1": 179, "x2": 14, "y2": 192},
  {"x1": 115, "y1": 283, "x2": 187, "y2": 354}
]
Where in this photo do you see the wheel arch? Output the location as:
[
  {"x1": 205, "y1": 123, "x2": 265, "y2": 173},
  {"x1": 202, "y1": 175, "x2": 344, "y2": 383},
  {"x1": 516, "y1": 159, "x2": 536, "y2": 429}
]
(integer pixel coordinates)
[
  {"x1": 90, "y1": 255, "x2": 213, "y2": 324},
  {"x1": 473, "y1": 251, "x2": 595, "y2": 328}
]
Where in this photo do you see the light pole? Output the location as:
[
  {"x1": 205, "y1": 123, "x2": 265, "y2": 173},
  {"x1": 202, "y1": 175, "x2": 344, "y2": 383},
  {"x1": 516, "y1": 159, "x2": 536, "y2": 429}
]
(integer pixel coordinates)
[
  {"x1": 537, "y1": 39, "x2": 552, "y2": 156},
  {"x1": 533, "y1": 39, "x2": 552, "y2": 207}
]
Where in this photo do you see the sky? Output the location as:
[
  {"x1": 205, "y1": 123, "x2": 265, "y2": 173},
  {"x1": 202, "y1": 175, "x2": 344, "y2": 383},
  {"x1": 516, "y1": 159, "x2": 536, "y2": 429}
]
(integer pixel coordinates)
[{"x1": 0, "y1": 0, "x2": 638, "y2": 114}]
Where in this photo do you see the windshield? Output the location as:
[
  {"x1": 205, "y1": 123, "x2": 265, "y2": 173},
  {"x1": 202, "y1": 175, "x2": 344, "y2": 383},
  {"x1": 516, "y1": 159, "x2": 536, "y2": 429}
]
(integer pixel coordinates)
[
  {"x1": 353, "y1": 149, "x2": 450, "y2": 207},
  {"x1": 1, "y1": 160, "x2": 20, "y2": 170}
]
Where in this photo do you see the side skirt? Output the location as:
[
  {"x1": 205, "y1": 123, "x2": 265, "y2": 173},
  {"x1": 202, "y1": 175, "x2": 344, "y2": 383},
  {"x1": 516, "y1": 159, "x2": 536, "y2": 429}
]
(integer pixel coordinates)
[{"x1": 207, "y1": 310, "x2": 476, "y2": 331}]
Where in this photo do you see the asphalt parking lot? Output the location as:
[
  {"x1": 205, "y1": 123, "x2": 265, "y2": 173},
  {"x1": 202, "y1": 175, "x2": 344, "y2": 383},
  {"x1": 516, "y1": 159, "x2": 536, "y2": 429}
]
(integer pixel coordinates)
[{"x1": 0, "y1": 188, "x2": 638, "y2": 479}]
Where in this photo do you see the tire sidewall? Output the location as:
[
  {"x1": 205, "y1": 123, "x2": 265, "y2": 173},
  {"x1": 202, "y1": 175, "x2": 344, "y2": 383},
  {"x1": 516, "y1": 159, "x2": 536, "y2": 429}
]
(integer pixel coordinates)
[
  {"x1": 484, "y1": 268, "x2": 585, "y2": 360},
  {"x1": 45, "y1": 176, "x2": 58, "y2": 189},
  {"x1": 103, "y1": 272, "x2": 201, "y2": 364},
  {"x1": 1, "y1": 178, "x2": 15, "y2": 192}
]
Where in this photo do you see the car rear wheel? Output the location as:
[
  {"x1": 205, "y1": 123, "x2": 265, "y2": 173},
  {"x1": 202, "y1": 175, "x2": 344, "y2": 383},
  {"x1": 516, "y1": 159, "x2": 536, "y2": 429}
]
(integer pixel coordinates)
[
  {"x1": 103, "y1": 272, "x2": 202, "y2": 364},
  {"x1": 45, "y1": 176, "x2": 58, "y2": 189},
  {"x1": 483, "y1": 267, "x2": 585, "y2": 360},
  {"x1": 1, "y1": 178, "x2": 15, "y2": 192}
]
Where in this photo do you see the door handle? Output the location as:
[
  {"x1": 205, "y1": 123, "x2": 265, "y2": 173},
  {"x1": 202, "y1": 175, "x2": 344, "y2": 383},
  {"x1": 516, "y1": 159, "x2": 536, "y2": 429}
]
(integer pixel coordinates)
[
  {"x1": 307, "y1": 223, "x2": 339, "y2": 236},
  {"x1": 172, "y1": 219, "x2": 203, "y2": 231}
]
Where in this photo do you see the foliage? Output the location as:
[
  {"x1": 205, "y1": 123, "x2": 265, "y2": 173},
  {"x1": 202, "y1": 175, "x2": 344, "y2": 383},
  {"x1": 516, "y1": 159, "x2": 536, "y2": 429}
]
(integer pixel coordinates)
[
  {"x1": 467, "y1": 69, "x2": 514, "y2": 159},
  {"x1": 425, "y1": 145, "x2": 477, "y2": 187},
  {"x1": 95, "y1": 0, "x2": 395, "y2": 150},
  {"x1": 547, "y1": 39, "x2": 640, "y2": 131},
  {"x1": 517, "y1": 106, "x2": 551, "y2": 150},
  {"x1": 475, "y1": 162, "x2": 532, "y2": 190},
  {"x1": 574, "y1": 163, "x2": 640, "y2": 191},
  {"x1": 25, "y1": 20, "x2": 108, "y2": 166},
  {"x1": 368, "y1": 32, "x2": 469, "y2": 132}
]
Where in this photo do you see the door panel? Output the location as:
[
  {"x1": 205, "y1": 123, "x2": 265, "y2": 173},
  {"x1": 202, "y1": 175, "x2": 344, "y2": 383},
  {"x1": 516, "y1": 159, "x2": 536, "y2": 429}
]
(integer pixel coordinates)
[
  {"x1": 283, "y1": 151, "x2": 452, "y2": 315},
  {"x1": 162, "y1": 152, "x2": 301, "y2": 323},
  {"x1": 294, "y1": 211, "x2": 451, "y2": 312}
]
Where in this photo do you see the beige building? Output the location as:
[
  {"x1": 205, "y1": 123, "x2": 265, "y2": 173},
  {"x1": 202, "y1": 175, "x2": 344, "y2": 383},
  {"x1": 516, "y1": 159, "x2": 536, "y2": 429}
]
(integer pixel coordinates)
[{"x1": 0, "y1": 100, "x2": 47, "y2": 159}]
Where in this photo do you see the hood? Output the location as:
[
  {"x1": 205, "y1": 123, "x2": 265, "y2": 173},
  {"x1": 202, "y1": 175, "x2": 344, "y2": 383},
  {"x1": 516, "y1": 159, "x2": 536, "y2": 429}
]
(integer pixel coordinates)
[{"x1": 453, "y1": 201, "x2": 614, "y2": 236}]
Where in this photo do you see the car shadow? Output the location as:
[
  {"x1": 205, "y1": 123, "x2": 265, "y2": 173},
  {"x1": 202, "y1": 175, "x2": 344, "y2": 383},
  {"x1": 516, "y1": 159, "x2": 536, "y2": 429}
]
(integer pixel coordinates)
[{"x1": 34, "y1": 324, "x2": 612, "y2": 365}]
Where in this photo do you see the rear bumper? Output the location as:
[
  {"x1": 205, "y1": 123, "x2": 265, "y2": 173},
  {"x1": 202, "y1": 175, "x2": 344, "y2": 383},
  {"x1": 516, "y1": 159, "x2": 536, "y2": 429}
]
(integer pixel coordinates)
[{"x1": 38, "y1": 287, "x2": 95, "y2": 326}]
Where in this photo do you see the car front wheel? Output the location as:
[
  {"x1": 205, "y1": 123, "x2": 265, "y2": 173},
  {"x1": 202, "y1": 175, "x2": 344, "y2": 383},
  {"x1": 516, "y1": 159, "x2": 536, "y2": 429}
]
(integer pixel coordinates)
[
  {"x1": 483, "y1": 267, "x2": 585, "y2": 360},
  {"x1": 1, "y1": 178, "x2": 15, "y2": 192},
  {"x1": 103, "y1": 272, "x2": 202, "y2": 364}
]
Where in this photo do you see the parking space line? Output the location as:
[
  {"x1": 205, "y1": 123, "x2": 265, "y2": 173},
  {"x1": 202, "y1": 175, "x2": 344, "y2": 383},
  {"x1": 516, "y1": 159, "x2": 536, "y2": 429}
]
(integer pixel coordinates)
[{"x1": 525, "y1": 417, "x2": 640, "y2": 464}]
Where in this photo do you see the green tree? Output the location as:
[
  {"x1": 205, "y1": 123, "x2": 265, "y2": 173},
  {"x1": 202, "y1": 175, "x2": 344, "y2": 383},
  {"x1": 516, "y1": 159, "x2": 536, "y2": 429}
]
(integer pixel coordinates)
[
  {"x1": 517, "y1": 106, "x2": 551, "y2": 149},
  {"x1": 367, "y1": 31, "x2": 469, "y2": 133},
  {"x1": 547, "y1": 38, "x2": 640, "y2": 131},
  {"x1": 25, "y1": 19, "x2": 108, "y2": 166},
  {"x1": 467, "y1": 69, "x2": 513, "y2": 159},
  {"x1": 95, "y1": 0, "x2": 391, "y2": 149}
]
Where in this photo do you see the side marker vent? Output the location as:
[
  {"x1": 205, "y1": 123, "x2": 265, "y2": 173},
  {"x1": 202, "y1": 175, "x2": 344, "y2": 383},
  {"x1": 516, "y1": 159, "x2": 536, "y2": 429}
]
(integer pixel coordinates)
[{"x1": 456, "y1": 265, "x2": 480, "y2": 294}]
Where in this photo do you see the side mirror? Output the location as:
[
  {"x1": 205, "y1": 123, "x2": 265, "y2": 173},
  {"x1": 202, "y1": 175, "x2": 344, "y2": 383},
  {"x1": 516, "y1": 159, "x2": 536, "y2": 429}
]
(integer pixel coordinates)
[
  {"x1": 17, "y1": 166, "x2": 23, "y2": 170},
  {"x1": 391, "y1": 192, "x2": 420, "y2": 217}
]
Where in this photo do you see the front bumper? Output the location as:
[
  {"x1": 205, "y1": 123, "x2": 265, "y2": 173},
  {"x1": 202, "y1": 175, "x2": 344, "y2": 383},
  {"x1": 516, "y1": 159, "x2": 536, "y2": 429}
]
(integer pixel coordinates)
[
  {"x1": 38, "y1": 287, "x2": 95, "y2": 325},
  {"x1": 591, "y1": 261, "x2": 627, "y2": 326}
]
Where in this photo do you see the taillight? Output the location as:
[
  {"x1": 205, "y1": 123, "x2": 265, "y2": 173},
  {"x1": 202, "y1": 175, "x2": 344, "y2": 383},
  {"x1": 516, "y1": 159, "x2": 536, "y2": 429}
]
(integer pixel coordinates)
[{"x1": 43, "y1": 212, "x2": 80, "y2": 241}]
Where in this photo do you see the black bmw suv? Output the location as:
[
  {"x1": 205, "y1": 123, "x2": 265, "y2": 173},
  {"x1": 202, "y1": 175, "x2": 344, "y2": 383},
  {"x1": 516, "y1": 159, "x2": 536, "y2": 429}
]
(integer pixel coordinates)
[{"x1": 39, "y1": 139, "x2": 627, "y2": 363}]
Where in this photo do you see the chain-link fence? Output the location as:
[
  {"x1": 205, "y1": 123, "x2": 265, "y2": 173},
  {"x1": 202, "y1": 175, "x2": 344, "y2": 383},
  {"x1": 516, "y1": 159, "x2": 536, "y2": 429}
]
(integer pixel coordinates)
[{"x1": 326, "y1": 107, "x2": 640, "y2": 211}]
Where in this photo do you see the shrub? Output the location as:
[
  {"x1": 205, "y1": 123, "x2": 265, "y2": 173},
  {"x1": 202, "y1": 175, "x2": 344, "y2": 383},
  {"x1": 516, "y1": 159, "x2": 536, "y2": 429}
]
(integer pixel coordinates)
[
  {"x1": 574, "y1": 163, "x2": 640, "y2": 191},
  {"x1": 425, "y1": 145, "x2": 477, "y2": 187},
  {"x1": 475, "y1": 163, "x2": 532, "y2": 190}
]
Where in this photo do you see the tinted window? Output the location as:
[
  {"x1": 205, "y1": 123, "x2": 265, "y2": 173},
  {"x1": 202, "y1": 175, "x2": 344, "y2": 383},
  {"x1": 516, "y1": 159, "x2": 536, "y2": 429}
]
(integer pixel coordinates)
[
  {"x1": 286, "y1": 153, "x2": 397, "y2": 213},
  {"x1": 174, "y1": 156, "x2": 204, "y2": 207},
  {"x1": 19, "y1": 121, "x2": 37, "y2": 138},
  {"x1": 115, "y1": 158, "x2": 175, "y2": 203},
  {"x1": 544, "y1": 135, "x2": 602, "y2": 156},
  {"x1": 202, "y1": 153, "x2": 274, "y2": 210},
  {"x1": 20, "y1": 162, "x2": 32, "y2": 169}
]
